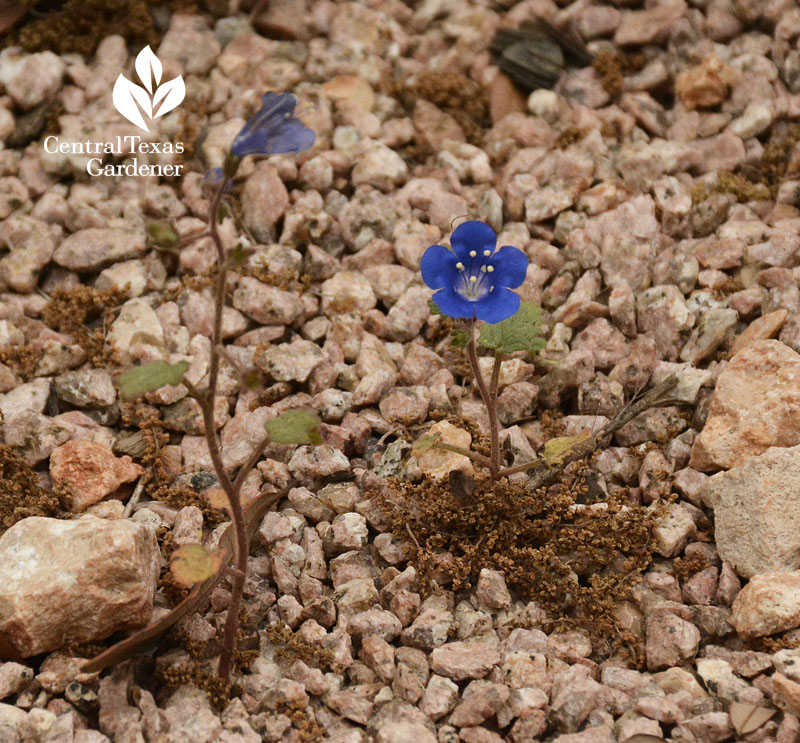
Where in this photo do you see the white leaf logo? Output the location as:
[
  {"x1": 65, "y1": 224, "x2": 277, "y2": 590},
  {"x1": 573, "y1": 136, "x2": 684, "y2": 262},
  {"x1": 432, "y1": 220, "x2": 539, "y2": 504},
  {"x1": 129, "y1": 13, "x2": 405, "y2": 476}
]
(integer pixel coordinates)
[{"x1": 113, "y1": 46, "x2": 185, "y2": 132}]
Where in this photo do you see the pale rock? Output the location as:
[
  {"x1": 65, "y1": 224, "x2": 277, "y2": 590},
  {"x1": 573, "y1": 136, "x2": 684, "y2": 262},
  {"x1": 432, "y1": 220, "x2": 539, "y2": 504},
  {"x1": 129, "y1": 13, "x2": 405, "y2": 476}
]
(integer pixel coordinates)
[
  {"x1": 352, "y1": 143, "x2": 408, "y2": 192},
  {"x1": 702, "y1": 445, "x2": 800, "y2": 577},
  {"x1": 636, "y1": 285, "x2": 696, "y2": 362},
  {"x1": 379, "y1": 386, "x2": 430, "y2": 425},
  {"x1": 731, "y1": 572, "x2": 800, "y2": 637},
  {"x1": 157, "y1": 13, "x2": 221, "y2": 74},
  {"x1": 646, "y1": 613, "x2": 701, "y2": 671},
  {"x1": 0, "y1": 378, "x2": 50, "y2": 421},
  {"x1": 0, "y1": 216, "x2": 60, "y2": 293},
  {"x1": 690, "y1": 341, "x2": 800, "y2": 470},
  {"x1": 52, "y1": 229, "x2": 145, "y2": 272},
  {"x1": 475, "y1": 569, "x2": 512, "y2": 611},
  {"x1": 232, "y1": 276, "x2": 304, "y2": 326},
  {"x1": 430, "y1": 642, "x2": 501, "y2": 681},
  {"x1": 0, "y1": 49, "x2": 65, "y2": 109},
  {"x1": 109, "y1": 298, "x2": 164, "y2": 353},
  {"x1": 0, "y1": 516, "x2": 159, "y2": 657},
  {"x1": 54, "y1": 369, "x2": 115, "y2": 409},
  {"x1": 731, "y1": 310, "x2": 788, "y2": 355},
  {"x1": 258, "y1": 339, "x2": 324, "y2": 383},
  {"x1": 50, "y1": 440, "x2": 142, "y2": 512},
  {"x1": 695, "y1": 658, "x2": 756, "y2": 703},
  {"x1": 95, "y1": 259, "x2": 148, "y2": 297},
  {"x1": 241, "y1": 165, "x2": 289, "y2": 242},
  {"x1": 321, "y1": 271, "x2": 377, "y2": 317},
  {"x1": 384, "y1": 286, "x2": 431, "y2": 342},
  {"x1": 415, "y1": 421, "x2": 474, "y2": 480},
  {"x1": 420, "y1": 674, "x2": 459, "y2": 720},
  {"x1": 679, "y1": 308, "x2": 738, "y2": 364},
  {"x1": 614, "y1": 2, "x2": 688, "y2": 45}
]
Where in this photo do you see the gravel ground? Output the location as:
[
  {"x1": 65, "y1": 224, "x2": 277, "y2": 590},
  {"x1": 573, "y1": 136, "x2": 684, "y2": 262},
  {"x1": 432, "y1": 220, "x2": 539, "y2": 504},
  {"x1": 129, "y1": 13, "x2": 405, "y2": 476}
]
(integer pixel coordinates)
[{"x1": 2, "y1": 1, "x2": 800, "y2": 742}]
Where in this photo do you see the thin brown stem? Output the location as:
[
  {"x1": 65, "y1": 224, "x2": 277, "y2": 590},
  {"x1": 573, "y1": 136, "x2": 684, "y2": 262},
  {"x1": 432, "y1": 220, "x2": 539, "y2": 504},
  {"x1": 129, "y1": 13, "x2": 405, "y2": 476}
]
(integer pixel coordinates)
[
  {"x1": 487, "y1": 352, "x2": 503, "y2": 477},
  {"x1": 431, "y1": 442, "x2": 493, "y2": 469},
  {"x1": 464, "y1": 320, "x2": 499, "y2": 479},
  {"x1": 186, "y1": 178, "x2": 251, "y2": 685}
]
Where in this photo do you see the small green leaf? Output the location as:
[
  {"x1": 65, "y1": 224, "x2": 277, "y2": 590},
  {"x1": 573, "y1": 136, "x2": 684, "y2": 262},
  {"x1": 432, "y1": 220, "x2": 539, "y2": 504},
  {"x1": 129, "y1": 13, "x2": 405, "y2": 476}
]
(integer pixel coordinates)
[
  {"x1": 265, "y1": 409, "x2": 322, "y2": 445},
  {"x1": 478, "y1": 301, "x2": 547, "y2": 355},
  {"x1": 117, "y1": 360, "x2": 189, "y2": 400},
  {"x1": 230, "y1": 244, "x2": 250, "y2": 265},
  {"x1": 542, "y1": 432, "x2": 591, "y2": 466},
  {"x1": 244, "y1": 371, "x2": 261, "y2": 390},
  {"x1": 428, "y1": 299, "x2": 443, "y2": 316},
  {"x1": 146, "y1": 221, "x2": 179, "y2": 249},
  {"x1": 411, "y1": 434, "x2": 437, "y2": 455},
  {"x1": 170, "y1": 544, "x2": 223, "y2": 587},
  {"x1": 217, "y1": 203, "x2": 229, "y2": 224},
  {"x1": 451, "y1": 330, "x2": 469, "y2": 348}
]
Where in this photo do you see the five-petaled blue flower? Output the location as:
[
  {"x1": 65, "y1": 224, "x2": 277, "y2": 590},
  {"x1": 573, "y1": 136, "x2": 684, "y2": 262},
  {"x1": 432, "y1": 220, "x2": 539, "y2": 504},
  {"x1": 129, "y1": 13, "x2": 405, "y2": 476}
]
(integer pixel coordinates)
[
  {"x1": 421, "y1": 221, "x2": 528, "y2": 324},
  {"x1": 231, "y1": 91, "x2": 316, "y2": 157}
]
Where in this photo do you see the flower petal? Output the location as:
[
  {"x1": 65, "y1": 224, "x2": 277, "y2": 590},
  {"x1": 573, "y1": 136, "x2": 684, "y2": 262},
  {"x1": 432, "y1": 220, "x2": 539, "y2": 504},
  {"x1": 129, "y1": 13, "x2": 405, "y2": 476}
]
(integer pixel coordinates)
[
  {"x1": 263, "y1": 117, "x2": 316, "y2": 154},
  {"x1": 474, "y1": 287, "x2": 521, "y2": 324},
  {"x1": 450, "y1": 220, "x2": 497, "y2": 259},
  {"x1": 432, "y1": 287, "x2": 477, "y2": 319},
  {"x1": 491, "y1": 245, "x2": 529, "y2": 288},
  {"x1": 420, "y1": 244, "x2": 459, "y2": 290}
]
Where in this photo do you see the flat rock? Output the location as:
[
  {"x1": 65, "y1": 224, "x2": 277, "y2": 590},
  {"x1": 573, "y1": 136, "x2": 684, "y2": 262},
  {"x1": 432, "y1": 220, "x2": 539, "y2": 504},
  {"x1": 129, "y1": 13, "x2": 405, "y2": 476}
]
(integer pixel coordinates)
[
  {"x1": 50, "y1": 440, "x2": 143, "y2": 512},
  {"x1": 731, "y1": 572, "x2": 800, "y2": 638},
  {"x1": 52, "y1": 229, "x2": 145, "y2": 273},
  {"x1": 701, "y1": 445, "x2": 800, "y2": 578},
  {"x1": 690, "y1": 340, "x2": 800, "y2": 471},
  {"x1": 430, "y1": 641, "x2": 501, "y2": 681},
  {"x1": 0, "y1": 516, "x2": 159, "y2": 658}
]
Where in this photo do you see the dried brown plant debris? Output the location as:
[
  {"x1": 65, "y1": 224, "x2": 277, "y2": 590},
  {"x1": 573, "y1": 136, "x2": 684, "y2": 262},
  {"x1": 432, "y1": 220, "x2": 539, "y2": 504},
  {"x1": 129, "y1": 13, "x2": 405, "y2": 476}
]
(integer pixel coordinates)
[
  {"x1": 0, "y1": 445, "x2": 60, "y2": 532},
  {"x1": 42, "y1": 285, "x2": 126, "y2": 367},
  {"x1": 672, "y1": 552, "x2": 711, "y2": 584},
  {"x1": 265, "y1": 622, "x2": 336, "y2": 671},
  {"x1": 157, "y1": 659, "x2": 230, "y2": 711},
  {"x1": 396, "y1": 71, "x2": 489, "y2": 147},
  {"x1": 692, "y1": 171, "x2": 771, "y2": 205},
  {"x1": 593, "y1": 50, "x2": 624, "y2": 98},
  {"x1": 375, "y1": 469, "x2": 656, "y2": 656},
  {"x1": 0, "y1": 343, "x2": 43, "y2": 381},
  {"x1": 277, "y1": 700, "x2": 324, "y2": 743}
]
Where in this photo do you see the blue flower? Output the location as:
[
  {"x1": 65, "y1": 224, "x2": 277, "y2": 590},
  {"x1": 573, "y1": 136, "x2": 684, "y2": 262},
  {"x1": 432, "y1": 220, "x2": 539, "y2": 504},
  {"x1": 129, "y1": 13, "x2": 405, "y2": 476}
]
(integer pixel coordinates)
[
  {"x1": 231, "y1": 91, "x2": 316, "y2": 157},
  {"x1": 421, "y1": 221, "x2": 528, "y2": 324}
]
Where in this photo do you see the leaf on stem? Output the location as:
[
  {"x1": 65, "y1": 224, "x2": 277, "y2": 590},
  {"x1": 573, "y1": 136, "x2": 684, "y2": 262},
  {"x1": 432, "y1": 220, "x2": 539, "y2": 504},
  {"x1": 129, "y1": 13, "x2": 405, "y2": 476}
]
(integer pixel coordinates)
[
  {"x1": 451, "y1": 329, "x2": 469, "y2": 348},
  {"x1": 428, "y1": 299, "x2": 443, "y2": 316},
  {"x1": 117, "y1": 360, "x2": 189, "y2": 400},
  {"x1": 542, "y1": 432, "x2": 591, "y2": 466},
  {"x1": 411, "y1": 433, "x2": 437, "y2": 455},
  {"x1": 203, "y1": 487, "x2": 231, "y2": 515},
  {"x1": 264, "y1": 409, "x2": 322, "y2": 445},
  {"x1": 170, "y1": 544, "x2": 224, "y2": 587},
  {"x1": 477, "y1": 301, "x2": 546, "y2": 355},
  {"x1": 145, "y1": 221, "x2": 179, "y2": 249}
]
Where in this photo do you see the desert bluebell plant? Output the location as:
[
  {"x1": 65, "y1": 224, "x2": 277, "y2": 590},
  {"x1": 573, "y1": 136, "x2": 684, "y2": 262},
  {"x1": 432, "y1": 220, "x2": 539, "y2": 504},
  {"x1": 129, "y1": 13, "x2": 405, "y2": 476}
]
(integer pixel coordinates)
[
  {"x1": 114, "y1": 91, "x2": 317, "y2": 688},
  {"x1": 420, "y1": 221, "x2": 545, "y2": 479}
]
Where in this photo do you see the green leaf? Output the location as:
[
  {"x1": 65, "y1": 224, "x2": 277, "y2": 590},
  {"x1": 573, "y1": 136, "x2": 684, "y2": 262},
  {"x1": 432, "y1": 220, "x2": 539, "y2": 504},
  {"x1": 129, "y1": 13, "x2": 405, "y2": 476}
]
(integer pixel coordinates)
[
  {"x1": 411, "y1": 434, "x2": 437, "y2": 456},
  {"x1": 428, "y1": 299, "x2": 443, "y2": 316},
  {"x1": 230, "y1": 244, "x2": 250, "y2": 265},
  {"x1": 451, "y1": 330, "x2": 469, "y2": 348},
  {"x1": 542, "y1": 432, "x2": 591, "y2": 466},
  {"x1": 117, "y1": 360, "x2": 189, "y2": 400},
  {"x1": 146, "y1": 221, "x2": 179, "y2": 249},
  {"x1": 265, "y1": 409, "x2": 322, "y2": 445},
  {"x1": 170, "y1": 544, "x2": 223, "y2": 587},
  {"x1": 477, "y1": 301, "x2": 547, "y2": 355}
]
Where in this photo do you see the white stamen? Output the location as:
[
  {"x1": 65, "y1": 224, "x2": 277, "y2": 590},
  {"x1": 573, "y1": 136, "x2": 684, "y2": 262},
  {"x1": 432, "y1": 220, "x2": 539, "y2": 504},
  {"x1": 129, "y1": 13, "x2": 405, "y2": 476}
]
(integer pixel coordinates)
[
  {"x1": 455, "y1": 262, "x2": 464, "y2": 270},
  {"x1": 469, "y1": 250, "x2": 476, "y2": 257},
  {"x1": 487, "y1": 265, "x2": 494, "y2": 273},
  {"x1": 470, "y1": 276, "x2": 477, "y2": 283},
  {"x1": 480, "y1": 266, "x2": 487, "y2": 272},
  {"x1": 490, "y1": 286, "x2": 494, "y2": 291},
  {"x1": 483, "y1": 250, "x2": 491, "y2": 256}
]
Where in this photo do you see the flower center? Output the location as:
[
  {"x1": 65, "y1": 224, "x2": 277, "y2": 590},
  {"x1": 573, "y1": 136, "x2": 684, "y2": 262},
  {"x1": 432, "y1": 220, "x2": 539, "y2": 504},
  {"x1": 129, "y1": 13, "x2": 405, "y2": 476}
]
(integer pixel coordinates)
[{"x1": 454, "y1": 249, "x2": 496, "y2": 301}]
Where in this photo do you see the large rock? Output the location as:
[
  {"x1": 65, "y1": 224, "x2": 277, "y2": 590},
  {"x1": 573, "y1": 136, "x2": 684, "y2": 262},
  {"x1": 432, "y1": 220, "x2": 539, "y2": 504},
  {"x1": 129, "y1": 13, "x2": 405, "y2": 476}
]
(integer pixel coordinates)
[
  {"x1": 50, "y1": 439, "x2": 143, "y2": 512},
  {"x1": 701, "y1": 445, "x2": 800, "y2": 578},
  {"x1": 731, "y1": 572, "x2": 800, "y2": 638},
  {"x1": 690, "y1": 341, "x2": 800, "y2": 471},
  {"x1": 52, "y1": 229, "x2": 145, "y2": 272},
  {"x1": 0, "y1": 516, "x2": 160, "y2": 658}
]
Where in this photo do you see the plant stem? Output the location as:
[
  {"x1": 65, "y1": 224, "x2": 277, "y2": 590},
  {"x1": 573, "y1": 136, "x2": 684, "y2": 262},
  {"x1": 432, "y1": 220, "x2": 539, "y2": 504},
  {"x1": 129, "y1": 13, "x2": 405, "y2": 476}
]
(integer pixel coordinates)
[
  {"x1": 431, "y1": 442, "x2": 493, "y2": 469},
  {"x1": 187, "y1": 179, "x2": 249, "y2": 686},
  {"x1": 465, "y1": 320, "x2": 500, "y2": 479}
]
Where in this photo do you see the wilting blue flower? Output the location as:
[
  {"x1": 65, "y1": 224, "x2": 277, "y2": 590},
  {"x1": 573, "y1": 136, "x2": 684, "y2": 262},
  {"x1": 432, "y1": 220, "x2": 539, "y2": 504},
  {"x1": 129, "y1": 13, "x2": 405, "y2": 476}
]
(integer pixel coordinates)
[
  {"x1": 421, "y1": 221, "x2": 528, "y2": 324},
  {"x1": 231, "y1": 91, "x2": 315, "y2": 157}
]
